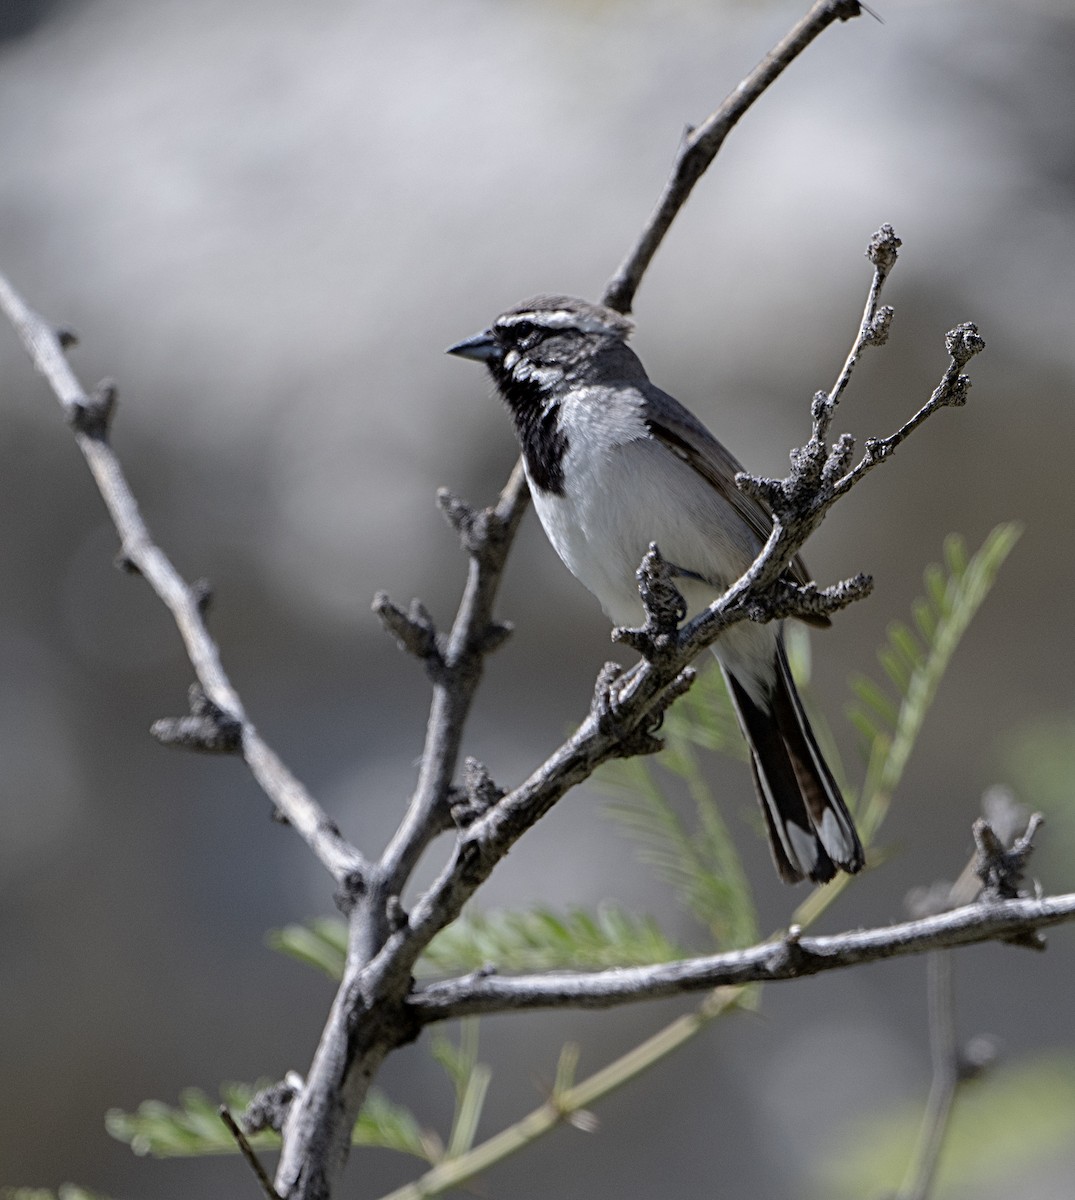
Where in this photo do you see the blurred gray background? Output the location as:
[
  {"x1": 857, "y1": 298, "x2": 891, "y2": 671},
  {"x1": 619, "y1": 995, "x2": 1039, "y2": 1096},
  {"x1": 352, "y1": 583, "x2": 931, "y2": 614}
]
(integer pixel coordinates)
[{"x1": 2, "y1": 0, "x2": 1074, "y2": 1196}]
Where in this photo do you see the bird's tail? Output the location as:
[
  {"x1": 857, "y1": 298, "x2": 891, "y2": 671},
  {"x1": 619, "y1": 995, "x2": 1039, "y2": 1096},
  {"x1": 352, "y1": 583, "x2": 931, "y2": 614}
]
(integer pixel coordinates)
[{"x1": 723, "y1": 642, "x2": 865, "y2": 885}]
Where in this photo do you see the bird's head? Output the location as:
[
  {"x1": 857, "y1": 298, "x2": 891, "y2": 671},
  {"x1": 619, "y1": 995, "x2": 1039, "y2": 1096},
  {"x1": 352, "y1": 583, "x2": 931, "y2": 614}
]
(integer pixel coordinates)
[{"x1": 447, "y1": 296, "x2": 635, "y2": 400}]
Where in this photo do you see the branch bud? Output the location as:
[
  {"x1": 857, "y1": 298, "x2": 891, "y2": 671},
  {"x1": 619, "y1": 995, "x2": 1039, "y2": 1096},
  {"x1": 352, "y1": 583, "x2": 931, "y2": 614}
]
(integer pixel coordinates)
[
  {"x1": 866, "y1": 223, "x2": 901, "y2": 274},
  {"x1": 68, "y1": 378, "x2": 117, "y2": 439},
  {"x1": 866, "y1": 305, "x2": 894, "y2": 346},
  {"x1": 945, "y1": 322, "x2": 985, "y2": 367},
  {"x1": 150, "y1": 684, "x2": 242, "y2": 754}
]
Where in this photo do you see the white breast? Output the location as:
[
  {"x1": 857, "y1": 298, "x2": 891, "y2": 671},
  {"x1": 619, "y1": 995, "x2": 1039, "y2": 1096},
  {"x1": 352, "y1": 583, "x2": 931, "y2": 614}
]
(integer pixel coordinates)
[{"x1": 526, "y1": 386, "x2": 778, "y2": 698}]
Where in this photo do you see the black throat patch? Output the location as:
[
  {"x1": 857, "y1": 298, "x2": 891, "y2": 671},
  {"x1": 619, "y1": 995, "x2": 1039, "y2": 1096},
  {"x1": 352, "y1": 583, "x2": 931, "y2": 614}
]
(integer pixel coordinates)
[{"x1": 491, "y1": 363, "x2": 568, "y2": 496}]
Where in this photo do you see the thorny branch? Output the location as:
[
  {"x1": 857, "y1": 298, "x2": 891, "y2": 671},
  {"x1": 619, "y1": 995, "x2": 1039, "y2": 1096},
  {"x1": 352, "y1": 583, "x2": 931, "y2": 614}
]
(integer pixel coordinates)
[{"x1": 597, "y1": 223, "x2": 978, "y2": 695}]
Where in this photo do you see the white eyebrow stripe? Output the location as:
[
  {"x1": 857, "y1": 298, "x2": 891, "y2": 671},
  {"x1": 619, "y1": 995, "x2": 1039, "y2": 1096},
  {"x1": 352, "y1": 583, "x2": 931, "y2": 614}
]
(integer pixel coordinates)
[{"x1": 498, "y1": 310, "x2": 623, "y2": 336}]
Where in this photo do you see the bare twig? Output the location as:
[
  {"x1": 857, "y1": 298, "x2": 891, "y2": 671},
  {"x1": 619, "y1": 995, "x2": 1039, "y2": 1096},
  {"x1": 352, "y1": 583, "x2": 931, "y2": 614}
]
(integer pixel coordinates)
[
  {"x1": 602, "y1": 0, "x2": 865, "y2": 314},
  {"x1": 0, "y1": 274, "x2": 369, "y2": 892},
  {"x1": 380, "y1": 458, "x2": 529, "y2": 893},
  {"x1": 0, "y1": 207, "x2": 983, "y2": 1200},
  {"x1": 975, "y1": 811, "x2": 1044, "y2": 903},
  {"x1": 385, "y1": 804, "x2": 1028, "y2": 1200},
  {"x1": 693, "y1": 249, "x2": 979, "y2": 639},
  {"x1": 826, "y1": 224, "x2": 901, "y2": 412},
  {"x1": 406, "y1": 892, "x2": 1075, "y2": 1023},
  {"x1": 833, "y1": 321, "x2": 984, "y2": 498},
  {"x1": 220, "y1": 1105, "x2": 284, "y2": 1200},
  {"x1": 372, "y1": 595, "x2": 441, "y2": 671},
  {"x1": 274, "y1": 464, "x2": 530, "y2": 1199}
]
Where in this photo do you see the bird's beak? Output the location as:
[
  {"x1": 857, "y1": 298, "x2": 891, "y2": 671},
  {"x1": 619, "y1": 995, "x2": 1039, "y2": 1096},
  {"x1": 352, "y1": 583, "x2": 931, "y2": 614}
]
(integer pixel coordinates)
[{"x1": 445, "y1": 328, "x2": 501, "y2": 363}]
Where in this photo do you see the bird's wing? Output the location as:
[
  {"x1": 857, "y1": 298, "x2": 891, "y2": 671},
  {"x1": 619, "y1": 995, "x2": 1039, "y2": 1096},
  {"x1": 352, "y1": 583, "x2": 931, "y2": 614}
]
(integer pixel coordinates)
[{"x1": 640, "y1": 385, "x2": 827, "y2": 624}]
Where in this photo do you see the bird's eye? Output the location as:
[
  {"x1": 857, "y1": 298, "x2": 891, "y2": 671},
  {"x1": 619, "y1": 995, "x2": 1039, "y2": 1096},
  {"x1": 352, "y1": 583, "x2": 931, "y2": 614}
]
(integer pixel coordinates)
[{"x1": 512, "y1": 320, "x2": 537, "y2": 340}]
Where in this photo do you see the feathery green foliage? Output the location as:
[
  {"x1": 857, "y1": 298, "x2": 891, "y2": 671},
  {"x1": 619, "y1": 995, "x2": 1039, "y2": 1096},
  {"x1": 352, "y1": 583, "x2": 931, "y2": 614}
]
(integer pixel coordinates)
[
  {"x1": 849, "y1": 524, "x2": 1022, "y2": 843},
  {"x1": 418, "y1": 904, "x2": 683, "y2": 974},
  {"x1": 271, "y1": 903, "x2": 683, "y2": 983},
  {"x1": 268, "y1": 916, "x2": 347, "y2": 980},
  {"x1": 430, "y1": 1021, "x2": 491, "y2": 1159},
  {"x1": 105, "y1": 1083, "x2": 432, "y2": 1161},
  {"x1": 273, "y1": 529, "x2": 1019, "y2": 980},
  {"x1": 599, "y1": 661, "x2": 757, "y2": 949},
  {"x1": 795, "y1": 524, "x2": 1020, "y2": 927}
]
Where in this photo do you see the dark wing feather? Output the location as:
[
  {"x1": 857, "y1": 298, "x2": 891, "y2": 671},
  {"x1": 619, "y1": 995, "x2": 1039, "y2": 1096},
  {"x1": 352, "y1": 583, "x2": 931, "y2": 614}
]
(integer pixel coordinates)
[{"x1": 641, "y1": 386, "x2": 828, "y2": 627}]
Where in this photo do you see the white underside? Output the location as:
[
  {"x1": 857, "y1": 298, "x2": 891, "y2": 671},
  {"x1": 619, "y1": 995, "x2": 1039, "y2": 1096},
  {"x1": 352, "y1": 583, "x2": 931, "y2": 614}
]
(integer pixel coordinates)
[{"x1": 526, "y1": 407, "x2": 777, "y2": 703}]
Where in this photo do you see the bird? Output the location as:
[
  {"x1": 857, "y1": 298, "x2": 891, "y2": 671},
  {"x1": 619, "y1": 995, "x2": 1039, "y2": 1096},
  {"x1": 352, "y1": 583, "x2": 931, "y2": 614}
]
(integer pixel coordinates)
[{"x1": 447, "y1": 295, "x2": 864, "y2": 885}]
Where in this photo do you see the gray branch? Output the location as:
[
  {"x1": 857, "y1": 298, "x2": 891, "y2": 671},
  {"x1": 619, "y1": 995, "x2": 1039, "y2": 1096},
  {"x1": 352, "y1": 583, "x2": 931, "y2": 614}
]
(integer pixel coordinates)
[
  {"x1": 0, "y1": 274, "x2": 369, "y2": 891},
  {"x1": 273, "y1": 468, "x2": 530, "y2": 1200},
  {"x1": 602, "y1": 0, "x2": 865, "y2": 314},
  {"x1": 407, "y1": 893, "x2": 1075, "y2": 1023},
  {"x1": 378, "y1": 461, "x2": 529, "y2": 894}
]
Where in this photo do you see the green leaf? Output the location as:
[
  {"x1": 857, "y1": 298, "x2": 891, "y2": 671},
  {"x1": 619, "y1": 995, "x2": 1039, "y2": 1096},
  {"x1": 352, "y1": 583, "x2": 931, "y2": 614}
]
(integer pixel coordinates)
[
  {"x1": 849, "y1": 675, "x2": 900, "y2": 732},
  {"x1": 430, "y1": 1019, "x2": 480, "y2": 1092},
  {"x1": 267, "y1": 916, "x2": 348, "y2": 980},
  {"x1": 106, "y1": 1082, "x2": 430, "y2": 1160},
  {"x1": 924, "y1": 561, "x2": 949, "y2": 611},
  {"x1": 889, "y1": 620, "x2": 924, "y2": 673},
  {"x1": 418, "y1": 903, "x2": 682, "y2": 976},
  {"x1": 353, "y1": 1089, "x2": 434, "y2": 1160},
  {"x1": 429, "y1": 1021, "x2": 491, "y2": 1159},
  {"x1": 878, "y1": 642, "x2": 913, "y2": 694},
  {"x1": 944, "y1": 530, "x2": 969, "y2": 577},
  {"x1": 599, "y1": 673, "x2": 758, "y2": 949},
  {"x1": 816, "y1": 1056, "x2": 1075, "y2": 1198},
  {"x1": 272, "y1": 904, "x2": 681, "y2": 983},
  {"x1": 106, "y1": 1086, "x2": 247, "y2": 1156},
  {"x1": 911, "y1": 595, "x2": 937, "y2": 642},
  {"x1": 849, "y1": 523, "x2": 1021, "y2": 840}
]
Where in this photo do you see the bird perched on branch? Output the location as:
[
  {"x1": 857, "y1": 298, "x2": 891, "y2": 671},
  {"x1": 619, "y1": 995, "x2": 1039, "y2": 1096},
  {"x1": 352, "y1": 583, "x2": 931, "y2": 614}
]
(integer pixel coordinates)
[{"x1": 448, "y1": 295, "x2": 864, "y2": 885}]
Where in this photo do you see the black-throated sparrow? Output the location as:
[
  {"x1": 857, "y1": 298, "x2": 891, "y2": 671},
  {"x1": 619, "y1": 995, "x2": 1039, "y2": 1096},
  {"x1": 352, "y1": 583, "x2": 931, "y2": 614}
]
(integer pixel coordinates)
[{"x1": 448, "y1": 295, "x2": 864, "y2": 885}]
